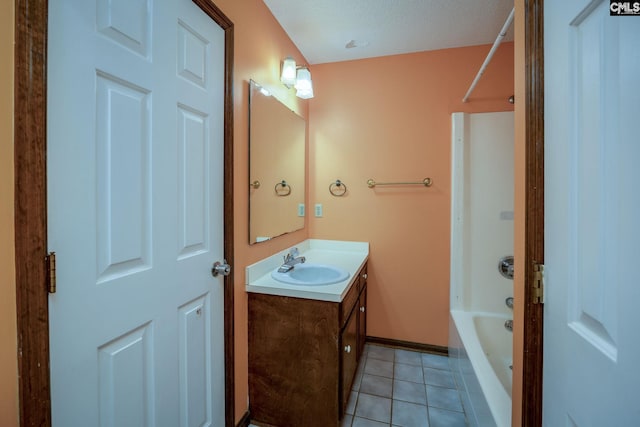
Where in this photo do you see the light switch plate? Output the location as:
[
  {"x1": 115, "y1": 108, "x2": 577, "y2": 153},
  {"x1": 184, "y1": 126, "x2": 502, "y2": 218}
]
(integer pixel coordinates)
[
  {"x1": 314, "y1": 203, "x2": 323, "y2": 217},
  {"x1": 298, "y1": 203, "x2": 305, "y2": 217}
]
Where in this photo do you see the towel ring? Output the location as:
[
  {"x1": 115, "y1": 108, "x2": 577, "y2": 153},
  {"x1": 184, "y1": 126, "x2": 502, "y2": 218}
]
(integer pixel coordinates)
[
  {"x1": 275, "y1": 180, "x2": 291, "y2": 196},
  {"x1": 329, "y1": 179, "x2": 347, "y2": 197}
]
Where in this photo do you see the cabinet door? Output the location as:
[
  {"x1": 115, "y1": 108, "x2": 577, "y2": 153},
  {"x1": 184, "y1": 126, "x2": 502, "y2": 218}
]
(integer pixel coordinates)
[
  {"x1": 357, "y1": 286, "x2": 367, "y2": 358},
  {"x1": 358, "y1": 264, "x2": 368, "y2": 293},
  {"x1": 340, "y1": 277, "x2": 360, "y2": 328},
  {"x1": 340, "y1": 309, "x2": 358, "y2": 415}
]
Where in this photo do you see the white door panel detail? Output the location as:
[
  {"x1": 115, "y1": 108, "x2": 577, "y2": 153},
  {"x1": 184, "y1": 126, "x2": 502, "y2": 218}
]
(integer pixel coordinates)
[
  {"x1": 178, "y1": 21, "x2": 209, "y2": 88},
  {"x1": 96, "y1": 72, "x2": 152, "y2": 282},
  {"x1": 177, "y1": 104, "x2": 209, "y2": 259},
  {"x1": 98, "y1": 323, "x2": 154, "y2": 427}
]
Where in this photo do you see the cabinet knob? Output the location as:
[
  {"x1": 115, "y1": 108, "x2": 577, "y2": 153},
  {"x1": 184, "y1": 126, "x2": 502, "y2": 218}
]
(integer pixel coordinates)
[
  {"x1": 344, "y1": 345, "x2": 352, "y2": 353},
  {"x1": 362, "y1": 273, "x2": 368, "y2": 280},
  {"x1": 360, "y1": 306, "x2": 365, "y2": 313}
]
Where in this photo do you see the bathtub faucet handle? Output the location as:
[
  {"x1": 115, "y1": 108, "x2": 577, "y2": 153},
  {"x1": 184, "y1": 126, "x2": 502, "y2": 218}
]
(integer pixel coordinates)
[
  {"x1": 498, "y1": 256, "x2": 514, "y2": 280},
  {"x1": 505, "y1": 297, "x2": 514, "y2": 309},
  {"x1": 504, "y1": 319, "x2": 513, "y2": 332}
]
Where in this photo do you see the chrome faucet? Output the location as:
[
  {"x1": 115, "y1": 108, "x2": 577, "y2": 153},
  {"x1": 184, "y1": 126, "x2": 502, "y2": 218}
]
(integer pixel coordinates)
[{"x1": 277, "y1": 247, "x2": 306, "y2": 273}]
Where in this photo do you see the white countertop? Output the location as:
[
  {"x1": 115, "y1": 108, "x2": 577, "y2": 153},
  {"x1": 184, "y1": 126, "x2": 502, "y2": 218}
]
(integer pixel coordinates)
[{"x1": 245, "y1": 239, "x2": 369, "y2": 302}]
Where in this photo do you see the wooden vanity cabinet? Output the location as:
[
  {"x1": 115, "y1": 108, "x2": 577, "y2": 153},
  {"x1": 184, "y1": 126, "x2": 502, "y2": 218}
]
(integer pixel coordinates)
[{"x1": 248, "y1": 263, "x2": 368, "y2": 427}]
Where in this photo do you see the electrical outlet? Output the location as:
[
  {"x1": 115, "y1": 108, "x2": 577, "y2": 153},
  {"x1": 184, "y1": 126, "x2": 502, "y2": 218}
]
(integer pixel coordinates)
[
  {"x1": 297, "y1": 203, "x2": 305, "y2": 217},
  {"x1": 314, "y1": 203, "x2": 323, "y2": 217}
]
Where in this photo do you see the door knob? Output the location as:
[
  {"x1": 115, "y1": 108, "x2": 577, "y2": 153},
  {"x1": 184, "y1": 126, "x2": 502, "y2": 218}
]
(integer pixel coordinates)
[{"x1": 212, "y1": 260, "x2": 231, "y2": 277}]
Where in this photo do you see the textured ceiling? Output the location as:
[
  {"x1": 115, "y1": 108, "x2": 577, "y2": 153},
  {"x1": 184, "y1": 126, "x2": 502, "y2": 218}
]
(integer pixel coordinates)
[{"x1": 262, "y1": 0, "x2": 515, "y2": 65}]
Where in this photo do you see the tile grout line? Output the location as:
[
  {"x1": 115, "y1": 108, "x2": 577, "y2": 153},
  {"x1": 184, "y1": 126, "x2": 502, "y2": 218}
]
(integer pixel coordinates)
[
  {"x1": 421, "y1": 349, "x2": 432, "y2": 427},
  {"x1": 389, "y1": 350, "x2": 395, "y2": 426}
]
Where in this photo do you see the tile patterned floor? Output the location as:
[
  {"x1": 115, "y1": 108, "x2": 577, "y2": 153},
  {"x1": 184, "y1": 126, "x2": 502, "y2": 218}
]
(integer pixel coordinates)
[
  {"x1": 342, "y1": 344, "x2": 469, "y2": 427},
  {"x1": 249, "y1": 343, "x2": 469, "y2": 427}
]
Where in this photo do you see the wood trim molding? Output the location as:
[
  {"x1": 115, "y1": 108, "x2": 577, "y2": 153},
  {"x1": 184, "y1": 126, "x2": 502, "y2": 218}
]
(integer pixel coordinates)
[
  {"x1": 235, "y1": 411, "x2": 251, "y2": 427},
  {"x1": 14, "y1": 1, "x2": 235, "y2": 426},
  {"x1": 366, "y1": 336, "x2": 449, "y2": 356},
  {"x1": 14, "y1": 0, "x2": 51, "y2": 425},
  {"x1": 522, "y1": 0, "x2": 544, "y2": 425}
]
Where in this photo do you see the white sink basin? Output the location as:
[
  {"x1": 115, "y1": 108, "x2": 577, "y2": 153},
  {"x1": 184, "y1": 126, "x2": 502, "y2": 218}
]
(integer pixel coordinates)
[{"x1": 271, "y1": 263, "x2": 350, "y2": 286}]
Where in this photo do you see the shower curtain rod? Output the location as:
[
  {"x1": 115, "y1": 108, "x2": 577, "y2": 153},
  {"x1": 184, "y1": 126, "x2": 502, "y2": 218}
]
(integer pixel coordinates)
[{"x1": 462, "y1": 7, "x2": 515, "y2": 103}]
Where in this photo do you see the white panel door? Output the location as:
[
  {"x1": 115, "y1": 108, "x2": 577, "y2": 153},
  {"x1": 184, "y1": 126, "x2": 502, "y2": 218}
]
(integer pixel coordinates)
[
  {"x1": 544, "y1": 0, "x2": 640, "y2": 425},
  {"x1": 47, "y1": 0, "x2": 226, "y2": 426}
]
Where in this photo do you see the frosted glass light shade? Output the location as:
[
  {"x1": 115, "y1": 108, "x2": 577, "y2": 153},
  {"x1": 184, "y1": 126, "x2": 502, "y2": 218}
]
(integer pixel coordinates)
[
  {"x1": 294, "y1": 67, "x2": 314, "y2": 99},
  {"x1": 280, "y1": 57, "x2": 297, "y2": 86}
]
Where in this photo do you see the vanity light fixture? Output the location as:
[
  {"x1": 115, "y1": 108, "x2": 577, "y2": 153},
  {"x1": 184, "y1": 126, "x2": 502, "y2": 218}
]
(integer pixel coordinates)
[
  {"x1": 280, "y1": 56, "x2": 314, "y2": 99},
  {"x1": 280, "y1": 56, "x2": 297, "y2": 87},
  {"x1": 294, "y1": 67, "x2": 314, "y2": 99}
]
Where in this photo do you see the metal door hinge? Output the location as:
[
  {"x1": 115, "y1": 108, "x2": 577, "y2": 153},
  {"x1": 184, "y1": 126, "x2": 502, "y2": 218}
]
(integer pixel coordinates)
[
  {"x1": 46, "y1": 252, "x2": 57, "y2": 294},
  {"x1": 532, "y1": 263, "x2": 544, "y2": 304}
]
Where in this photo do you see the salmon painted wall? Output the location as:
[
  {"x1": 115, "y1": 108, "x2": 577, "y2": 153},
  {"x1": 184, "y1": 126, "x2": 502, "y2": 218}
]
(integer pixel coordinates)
[
  {"x1": 212, "y1": 0, "x2": 310, "y2": 422},
  {"x1": 512, "y1": 1, "x2": 526, "y2": 425},
  {"x1": 309, "y1": 43, "x2": 514, "y2": 347},
  {"x1": 0, "y1": 1, "x2": 18, "y2": 425}
]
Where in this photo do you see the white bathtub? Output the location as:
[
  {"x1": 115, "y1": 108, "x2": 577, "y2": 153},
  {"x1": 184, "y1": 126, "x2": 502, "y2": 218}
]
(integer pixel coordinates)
[{"x1": 449, "y1": 310, "x2": 512, "y2": 427}]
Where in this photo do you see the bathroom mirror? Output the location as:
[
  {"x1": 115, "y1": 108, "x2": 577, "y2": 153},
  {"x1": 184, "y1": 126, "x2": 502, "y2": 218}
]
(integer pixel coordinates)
[{"x1": 249, "y1": 80, "x2": 306, "y2": 244}]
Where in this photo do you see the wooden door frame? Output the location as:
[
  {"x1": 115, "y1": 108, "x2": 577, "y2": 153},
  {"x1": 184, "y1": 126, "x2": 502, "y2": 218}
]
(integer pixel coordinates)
[
  {"x1": 13, "y1": 1, "x2": 236, "y2": 426},
  {"x1": 522, "y1": 0, "x2": 544, "y2": 425}
]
